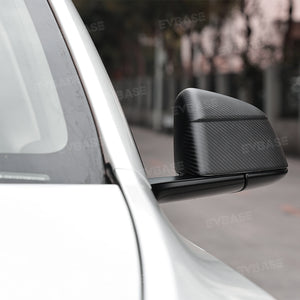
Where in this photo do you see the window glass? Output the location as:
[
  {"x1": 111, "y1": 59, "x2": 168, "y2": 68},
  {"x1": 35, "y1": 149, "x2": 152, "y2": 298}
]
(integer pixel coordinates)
[
  {"x1": 0, "y1": 0, "x2": 106, "y2": 184},
  {"x1": 0, "y1": 0, "x2": 67, "y2": 154}
]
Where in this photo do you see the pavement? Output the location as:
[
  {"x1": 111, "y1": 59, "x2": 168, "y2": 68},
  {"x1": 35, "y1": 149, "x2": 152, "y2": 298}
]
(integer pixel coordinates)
[{"x1": 131, "y1": 125, "x2": 300, "y2": 300}]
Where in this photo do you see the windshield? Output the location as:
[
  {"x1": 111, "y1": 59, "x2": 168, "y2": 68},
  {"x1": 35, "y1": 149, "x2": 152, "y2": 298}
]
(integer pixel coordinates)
[
  {"x1": 0, "y1": 0, "x2": 106, "y2": 183},
  {"x1": 0, "y1": 0, "x2": 67, "y2": 154}
]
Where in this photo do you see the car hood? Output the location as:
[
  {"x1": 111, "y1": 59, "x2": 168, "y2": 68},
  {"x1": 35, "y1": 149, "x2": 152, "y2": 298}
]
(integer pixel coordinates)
[{"x1": 0, "y1": 185, "x2": 141, "y2": 300}]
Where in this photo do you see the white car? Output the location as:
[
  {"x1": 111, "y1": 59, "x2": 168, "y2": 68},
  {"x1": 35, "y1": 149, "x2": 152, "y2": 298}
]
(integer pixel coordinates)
[{"x1": 0, "y1": 0, "x2": 288, "y2": 299}]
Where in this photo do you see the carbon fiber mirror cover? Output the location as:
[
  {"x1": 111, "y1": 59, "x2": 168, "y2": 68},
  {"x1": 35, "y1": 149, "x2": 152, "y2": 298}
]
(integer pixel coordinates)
[{"x1": 174, "y1": 88, "x2": 288, "y2": 176}]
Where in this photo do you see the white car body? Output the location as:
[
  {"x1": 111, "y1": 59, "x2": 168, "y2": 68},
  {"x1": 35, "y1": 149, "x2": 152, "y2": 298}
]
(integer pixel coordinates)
[{"x1": 0, "y1": 0, "x2": 276, "y2": 299}]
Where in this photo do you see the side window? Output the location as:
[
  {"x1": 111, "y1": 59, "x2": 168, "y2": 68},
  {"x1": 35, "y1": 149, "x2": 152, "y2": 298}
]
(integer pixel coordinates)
[{"x1": 0, "y1": 0, "x2": 106, "y2": 184}]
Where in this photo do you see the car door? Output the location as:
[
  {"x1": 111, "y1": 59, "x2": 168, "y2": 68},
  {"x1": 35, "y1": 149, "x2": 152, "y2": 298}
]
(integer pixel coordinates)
[{"x1": 0, "y1": 1, "x2": 141, "y2": 299}]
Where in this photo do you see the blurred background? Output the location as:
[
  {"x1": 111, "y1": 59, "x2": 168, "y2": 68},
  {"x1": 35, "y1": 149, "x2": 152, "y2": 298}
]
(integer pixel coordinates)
[{"x1": 73, "y1": 1, "x2": 299, "y2": 299}]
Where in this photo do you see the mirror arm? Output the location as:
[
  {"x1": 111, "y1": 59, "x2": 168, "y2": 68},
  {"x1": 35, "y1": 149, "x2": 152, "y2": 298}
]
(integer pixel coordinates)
[{"x1": 150, "y1": 169, "x2": 287, "y2": 203}]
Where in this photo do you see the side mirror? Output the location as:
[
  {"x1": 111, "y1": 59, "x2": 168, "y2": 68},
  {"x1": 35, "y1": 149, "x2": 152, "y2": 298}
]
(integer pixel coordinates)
[{"x1": 150, "y1": 88, "x2": 288, "y2": 202}]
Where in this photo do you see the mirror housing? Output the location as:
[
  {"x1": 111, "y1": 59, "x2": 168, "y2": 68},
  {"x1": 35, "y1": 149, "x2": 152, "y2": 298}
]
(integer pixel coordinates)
[{"x1": 151, "y1": 89, "x2": 288, "y2": 202}]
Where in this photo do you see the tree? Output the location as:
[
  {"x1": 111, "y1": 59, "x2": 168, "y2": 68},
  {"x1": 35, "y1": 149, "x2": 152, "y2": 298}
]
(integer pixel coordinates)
[{"x1": 72, "y1": 0, "x2": 237, "y2": 80}]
